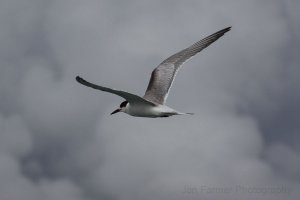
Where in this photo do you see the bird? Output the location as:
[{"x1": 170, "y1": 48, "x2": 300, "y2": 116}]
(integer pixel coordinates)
[{"x1": 76, "y1": 27, "x2": 231, "y2": 118}]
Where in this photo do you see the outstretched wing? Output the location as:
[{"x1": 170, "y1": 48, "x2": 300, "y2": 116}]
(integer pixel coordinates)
[
  {"x1": 143, "y1": 27, "x2": 231, "y2": 105},
  {"x1": 76, "y1": 76, "x2": 155, "y2": 106}
]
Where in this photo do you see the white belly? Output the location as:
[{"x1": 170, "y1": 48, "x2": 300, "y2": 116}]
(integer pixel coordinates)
[{"x1": 126, "y1": 104, "x2": 177, "y2": 118}]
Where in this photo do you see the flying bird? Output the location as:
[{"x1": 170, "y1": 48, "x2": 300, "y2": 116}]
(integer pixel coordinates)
[{"x1": 76, "y1": 27, "x2": 231, "y2": 118}]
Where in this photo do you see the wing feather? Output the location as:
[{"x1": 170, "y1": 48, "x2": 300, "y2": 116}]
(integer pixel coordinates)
[
  {"x1": 76, "y1": 76, "x2": 155, "y2": 106},
  {"x1": 143, "y1": 27, "x2": 231, "y2": 104}
]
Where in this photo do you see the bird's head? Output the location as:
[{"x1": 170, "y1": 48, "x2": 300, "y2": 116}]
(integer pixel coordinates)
[{"x1": 110, "y1": 101, "x2": 129, "y2": 115}]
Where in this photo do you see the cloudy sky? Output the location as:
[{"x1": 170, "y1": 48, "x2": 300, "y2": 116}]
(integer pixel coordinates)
[{"x1": 0, "y1": 0, "x2": 300, "y2": 199}]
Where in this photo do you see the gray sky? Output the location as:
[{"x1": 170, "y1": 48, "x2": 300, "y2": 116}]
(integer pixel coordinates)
[{"x1": 0, "y1": 0, "x2": 300, "y2": 199}]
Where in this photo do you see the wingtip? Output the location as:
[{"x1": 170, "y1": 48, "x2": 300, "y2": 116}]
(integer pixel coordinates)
[
  {"x1": 224, "y1": 26, "x2": 232, "y2": 32},
  {"x1": 76, "y1": 76, "x2": 82, "y2": 82},
  {"x1": 215, "y1": 26, "x2": 231, "y2": 36},
  {"x1": 76, "y1": 76, "x2": 86, "y2": 85}
]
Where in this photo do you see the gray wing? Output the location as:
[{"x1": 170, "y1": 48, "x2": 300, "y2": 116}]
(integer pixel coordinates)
[
  {"x1": 76, "y1": 76, "x2": 155, "y2": 106},
  {"x1": 143, "y1": 27, "x2": 231, "y2": 105}
]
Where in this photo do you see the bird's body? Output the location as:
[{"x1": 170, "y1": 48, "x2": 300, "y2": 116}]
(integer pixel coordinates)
[
  {"x1": 76, "y1": 27, "x2": 231, "y2": 118},
  {"x1": 123, "y1": 103, "x2": 178, "y2": 118}
]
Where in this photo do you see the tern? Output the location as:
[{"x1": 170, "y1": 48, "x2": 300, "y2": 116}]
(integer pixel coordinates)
[{"x1": 76, "y1": 27, "x2": 231, "y2": 118}]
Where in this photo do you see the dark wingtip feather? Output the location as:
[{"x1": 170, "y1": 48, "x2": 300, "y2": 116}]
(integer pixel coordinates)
[
  {"x1": 75, "y1": 76, "x2": 81, "y2": 83},
  {"x1": 211, "y1": 26, "x2": 231, "y2": 40},
  {"x1": 224, "y1": 26, "x2": 232, "y2": 31},
  {"x1": 76, "y1": 76, "x2": 87, "y2": 85},
  {"x1": 219, "y1": 26, "x2": 232, "y2": 35},
  {"x1": 75, "y1": 76, "x2": 81, "y2": 82},
  {"x1": 226, "y1": 26, "x2": 232, "y2": 32}
]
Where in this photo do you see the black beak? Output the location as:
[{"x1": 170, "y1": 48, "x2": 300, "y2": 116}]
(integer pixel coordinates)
[{"x1": 110, "y1": 108, "x2": 121, "y2": 115}]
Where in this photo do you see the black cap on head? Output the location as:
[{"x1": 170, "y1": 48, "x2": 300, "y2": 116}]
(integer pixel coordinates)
[{"x1": 120, "y1": 101, "x2": 128, "y2": 108}]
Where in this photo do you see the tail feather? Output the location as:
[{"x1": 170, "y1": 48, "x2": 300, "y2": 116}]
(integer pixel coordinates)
[
  {"x1": 177, "y1": 112, "x2": 194, "y2": 115},
  {"x1": 185, "y1": 112, "x2": 194, "y2": 115}
]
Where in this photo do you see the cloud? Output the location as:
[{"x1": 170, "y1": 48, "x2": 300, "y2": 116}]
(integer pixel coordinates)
[{"x1": 0, "y1": 0, "x2": 299, "y2": 200}]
